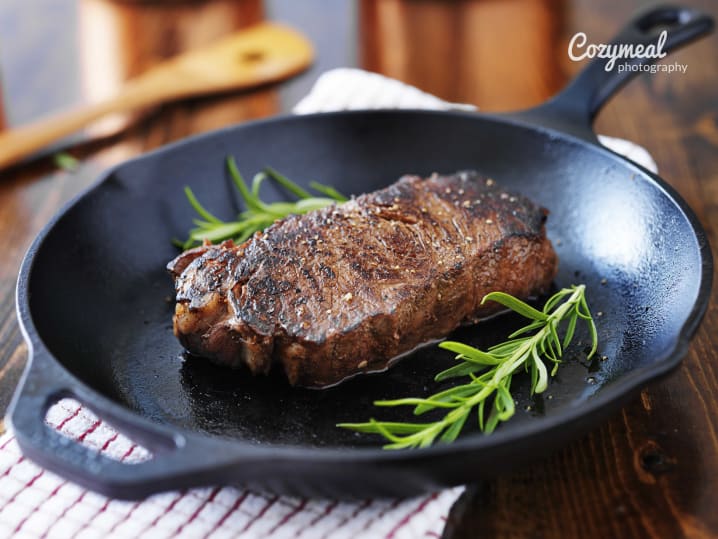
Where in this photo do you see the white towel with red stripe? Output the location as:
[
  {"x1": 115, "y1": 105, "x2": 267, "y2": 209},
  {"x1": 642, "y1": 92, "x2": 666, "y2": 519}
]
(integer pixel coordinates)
[
  {"x1": 0, "y1": 68, "x2": 657, "y2": 539},
  {"x1": 0, "y1": 400, "x2": 459, "y2": 538}
]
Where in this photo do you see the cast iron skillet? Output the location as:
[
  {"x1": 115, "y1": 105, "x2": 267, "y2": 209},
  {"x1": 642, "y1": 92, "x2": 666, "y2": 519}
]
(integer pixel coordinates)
[{"x1": 10, "y1": 5, "x2": 715, "y2": 500}]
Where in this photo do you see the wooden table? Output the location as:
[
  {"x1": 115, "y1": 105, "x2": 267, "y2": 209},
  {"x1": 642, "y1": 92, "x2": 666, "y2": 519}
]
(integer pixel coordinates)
[{"x1": 1, "y1": 0, "x2": 717, "y2": 537}]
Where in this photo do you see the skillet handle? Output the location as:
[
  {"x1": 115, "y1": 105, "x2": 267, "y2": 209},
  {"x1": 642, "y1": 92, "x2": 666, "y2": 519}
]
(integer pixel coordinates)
[
  {"x1": 512, "y1": 5, "x2": 714, "y2": 139},
  {"x1": 6, "y1": 343, "x2": 242, "y2": 499}
]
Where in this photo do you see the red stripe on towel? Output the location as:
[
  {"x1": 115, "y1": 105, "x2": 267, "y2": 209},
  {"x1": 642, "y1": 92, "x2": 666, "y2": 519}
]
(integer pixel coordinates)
[
  {"x1": 0, "y1": 455, "x2": 24, "y2": 479},
  {"x1": 267, "y1": 499, "x2": 307, "y2": 535},
  {"x1": 240, "y1": 495, "x2": 279, "y2": 534},
  {"x1": 73, "y1": 497, "x2": 112, "y2": 537},
  {"x1": 319, "y1": 499, "x2": 373, "y2": 539},
  {"x1": 174, "y1": 486, "x2": 221, "y2": 536},
  {"x1": 138, "y1": 491, "x2": 186, "y2": 535},
  {"x1": 38, "y1": 425, "x2": 126, "y2": 538},
  {"x1": 77, "y1": 419, "x2": 101, "y2": 441},
  {"x1": 9, "y1": 411, "x2": 105, "y2": 533},
  {"x1": 41, "y1": 486, "x2": 89, "y2": 537},
  {"x1": 203, "y1": 490, "x2": 250, "y2": 539},
  {"x1": 296, "y1": 500, "x2": 338, "y2": 537},
  {"x1": 53, "y1": 405, "x2": 83, "y2": 430},
  {"x1": 24, "y1": 412, "x2": 113, "y2": 534},
  {"x1": 385, "y1": 492, "x2": 439, "y2": 539},
  {"x1": 100, "y1": 432, "x2": 119, "y2": 452},
  {"x1": 0, "y1": 435, "x2": 16, "y2": 450},
  {"x1": 6, "y1": 468, "x2": 45, "y2": 533},
  {"x1": 358, "y1": 499, "x2": 401, "y2": 536}
]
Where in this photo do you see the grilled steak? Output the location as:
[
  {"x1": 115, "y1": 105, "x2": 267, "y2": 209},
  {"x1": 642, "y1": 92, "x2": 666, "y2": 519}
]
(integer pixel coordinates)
[{"x1": 168, "y1": 171, "x2": 557, "y2": 388}]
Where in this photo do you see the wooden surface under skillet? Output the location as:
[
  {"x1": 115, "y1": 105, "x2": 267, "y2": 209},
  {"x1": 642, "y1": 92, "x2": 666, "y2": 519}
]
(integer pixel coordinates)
[{"x1": 0, "y1": 0, "x2": 717, "y2": 537}]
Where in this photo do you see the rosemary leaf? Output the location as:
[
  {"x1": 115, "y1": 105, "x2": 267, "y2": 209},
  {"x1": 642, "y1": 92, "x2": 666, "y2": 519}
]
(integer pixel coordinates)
[
  {"x1": 308, "y1": 181, "x2": 349, "y2": 202},
  {"x1": 481, "y1": 291, "x2": 548, "y2": 321},
  {"x1": 178, "y1": 157, "x2": 347, "y2": 249},
  {"x1": 54, "y1": 152, "x2": 79, "y2": 172},
  {"x1": 264, "y1": 166, "x2": 313, "y2": 199}
]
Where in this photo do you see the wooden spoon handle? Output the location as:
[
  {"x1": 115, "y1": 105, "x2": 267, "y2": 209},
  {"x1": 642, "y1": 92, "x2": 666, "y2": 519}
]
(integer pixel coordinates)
[
  {"x1": 0, "y1": 23, "x2": 313, "y2": 170},
  {"x1": 0, "y1": 77, "x2": 167, "y2": 170}
]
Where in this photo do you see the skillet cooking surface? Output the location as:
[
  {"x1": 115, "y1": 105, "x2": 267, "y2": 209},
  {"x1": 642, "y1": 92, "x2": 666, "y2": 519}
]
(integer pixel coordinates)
[
  {"x1": 12, "y1": 6, "x2": 715, "y2": 498},
  {"x1": 27, "y1": 111, "x2": 706, "y2": 444}
]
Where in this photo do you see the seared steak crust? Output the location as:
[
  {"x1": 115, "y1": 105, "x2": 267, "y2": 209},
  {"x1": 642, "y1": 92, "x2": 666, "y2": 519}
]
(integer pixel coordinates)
[{"x1": 168, "y1": 171, "x2": 557, "y2": 387}]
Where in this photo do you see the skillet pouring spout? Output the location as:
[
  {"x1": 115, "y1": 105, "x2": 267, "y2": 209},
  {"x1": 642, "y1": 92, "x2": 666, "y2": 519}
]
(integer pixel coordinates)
[{"x1": 8, "y1": 4, "x2": 715, "y2": 499}]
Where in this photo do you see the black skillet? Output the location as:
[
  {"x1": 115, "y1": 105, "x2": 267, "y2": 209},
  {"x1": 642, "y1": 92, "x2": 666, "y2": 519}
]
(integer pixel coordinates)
[{"x1": 10, "y1": 5, "x2": 715, "y2": 500}]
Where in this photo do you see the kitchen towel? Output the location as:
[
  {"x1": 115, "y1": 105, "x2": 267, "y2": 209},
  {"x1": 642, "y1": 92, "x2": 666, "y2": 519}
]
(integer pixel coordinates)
[
  {"x1": 0, "y1": 68, "x2": 657, "y2": 539},
  {"x1": 0, "y1": 399, "x2": 460, "y2": 539}
]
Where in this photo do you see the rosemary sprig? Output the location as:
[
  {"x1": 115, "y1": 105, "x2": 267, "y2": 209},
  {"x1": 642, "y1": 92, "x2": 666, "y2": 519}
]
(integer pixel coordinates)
[
  {"x1": 338, "y1": 285, "x2": 597, "y2": 449},
  {"x1": 54, "y1": 152, "x2": 79, "y2": 172},
  {"x1": 177, "y1": 156, "x2": 347, "y2": 249}
]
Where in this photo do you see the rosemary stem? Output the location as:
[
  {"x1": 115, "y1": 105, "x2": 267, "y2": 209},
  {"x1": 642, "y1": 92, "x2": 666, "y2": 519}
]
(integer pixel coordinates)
[
  {"x1": 339, "y1": 284, "x2": 597, "y2": 448},
  {"x1": 412, "y1": 285, "x2": 587, "y2": 437},
  {"x1": 487, "y1": 284, "x2": 584, "y2": 387}
]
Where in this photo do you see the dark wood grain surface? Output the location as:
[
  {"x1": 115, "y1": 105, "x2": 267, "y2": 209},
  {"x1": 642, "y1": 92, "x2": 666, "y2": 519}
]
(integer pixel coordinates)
[{"x1": 1, "y1": 0, "x2": 717, "y2": 537}]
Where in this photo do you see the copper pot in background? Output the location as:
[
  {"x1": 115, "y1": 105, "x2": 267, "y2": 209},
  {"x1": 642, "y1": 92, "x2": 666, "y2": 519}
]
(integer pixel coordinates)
[
  {"x1": 360, "y1": 0, "x2": 567, "y2": 111},
  {"x1": 76, "y1": 0, "x2": 567, "y2": 142},
  {"x1": 78, "y1": 0, "x2": 277, "y2": 140}
]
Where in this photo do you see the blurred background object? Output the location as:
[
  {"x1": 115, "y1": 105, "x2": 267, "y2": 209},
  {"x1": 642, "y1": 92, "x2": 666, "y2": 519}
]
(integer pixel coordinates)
[
  {"x1": 0, "y1": 0, "x2": 566, "y2": 136},
  {"x1": 0, "y1": 1, "x2": 80, "y2": 128},
  {"x1": 360, "y1": 0, "x2": 566, "y2": 111},
  {"x1": 0, "y1": 21, "x2": 313, "y2": 168},
  {"x1": 78, "y1": 0, "x2": 271, "y2": 136},
  {"x1": 0, "y1": 0, "x2": 357, "y2": 132}
]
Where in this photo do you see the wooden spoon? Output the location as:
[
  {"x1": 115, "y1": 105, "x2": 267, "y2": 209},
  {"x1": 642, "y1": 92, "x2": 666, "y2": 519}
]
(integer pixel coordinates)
[{"x1": 0, "y1": 23, "x2": 313, "y2": 170}]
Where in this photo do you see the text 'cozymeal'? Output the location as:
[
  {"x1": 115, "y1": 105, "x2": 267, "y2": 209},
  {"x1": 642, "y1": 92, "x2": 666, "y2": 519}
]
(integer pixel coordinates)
[{"x1": 568, "y1": 30, "x2": 667, "y2": 71}]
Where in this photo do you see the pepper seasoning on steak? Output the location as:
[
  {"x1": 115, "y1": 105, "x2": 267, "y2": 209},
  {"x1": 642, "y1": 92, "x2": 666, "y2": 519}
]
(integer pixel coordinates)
[{"x1": 168, "y1": 171, "x2": 558, "y2": 388}]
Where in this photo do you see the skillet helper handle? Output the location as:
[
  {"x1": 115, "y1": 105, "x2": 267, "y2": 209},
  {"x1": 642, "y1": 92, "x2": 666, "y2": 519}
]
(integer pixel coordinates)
[
  {"x1": 6, "y1": 345, "x2": 227, "y2": 499},
  {"x1": 518, "y1": 5, "x2": 714, "y2": 137}
]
